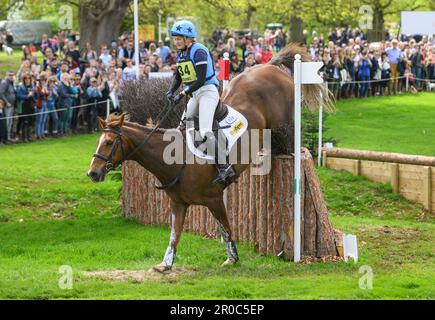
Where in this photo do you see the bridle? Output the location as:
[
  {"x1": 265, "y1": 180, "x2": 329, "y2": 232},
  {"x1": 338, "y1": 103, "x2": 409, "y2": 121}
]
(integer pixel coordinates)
[
  {"x1": 91, "y1": 100, "x2": 184, "y2": 183},
  {"x1": 93, "y1": 128, "x2": 125, "y2": 172}
]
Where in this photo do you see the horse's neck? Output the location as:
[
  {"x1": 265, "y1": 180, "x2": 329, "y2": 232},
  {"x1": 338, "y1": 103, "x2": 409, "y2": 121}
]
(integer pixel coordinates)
[{"x1": 122, "y1": 123, "x2": 177, "y2": 183}]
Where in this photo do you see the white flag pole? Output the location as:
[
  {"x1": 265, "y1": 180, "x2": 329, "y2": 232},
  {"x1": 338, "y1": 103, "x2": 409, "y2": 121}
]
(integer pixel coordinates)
[
  {"x1": 134, "y1": 0, "x2": 140, "y2": 79},
  {"x1": 293, "y1": 54, "x2": 302, "y2": 263},
  {"x1": 222, "y1": 52, "x2": 230, "y2": 211},
  {"x1": 317, "y1": 90, "x2": 323, "y2": 167}
]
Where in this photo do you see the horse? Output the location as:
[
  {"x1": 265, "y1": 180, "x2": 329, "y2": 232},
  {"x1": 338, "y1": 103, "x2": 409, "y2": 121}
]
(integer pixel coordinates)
[{"x1": 87, "y1": 44, "x2": 331, "y2": 273}]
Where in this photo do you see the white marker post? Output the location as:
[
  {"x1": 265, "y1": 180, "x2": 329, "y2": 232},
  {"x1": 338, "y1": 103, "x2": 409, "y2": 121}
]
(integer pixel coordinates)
[
  {"x1": 317, "y1": 90, "x2": 323, "y2": 167},
  {"x1": 222, "y1": 52, "x2": 230, "y2": 210},
  {"x1": 293, "y1": 54, "x2": 324, "y2": 262},
  {"x1": 133, "y1": 0, "x2": 140, "y2": 80}
]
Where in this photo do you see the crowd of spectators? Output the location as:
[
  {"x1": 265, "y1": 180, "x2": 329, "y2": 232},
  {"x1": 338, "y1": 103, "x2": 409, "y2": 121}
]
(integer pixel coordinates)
[{"x1": 0, "y1": 27, "x2": 434, "y2": 146}]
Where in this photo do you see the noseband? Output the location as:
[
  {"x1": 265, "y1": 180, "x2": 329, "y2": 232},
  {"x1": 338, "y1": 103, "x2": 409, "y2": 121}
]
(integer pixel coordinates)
[{"x1": 93, "y1": 128, "x2": 125, "y2": 172}]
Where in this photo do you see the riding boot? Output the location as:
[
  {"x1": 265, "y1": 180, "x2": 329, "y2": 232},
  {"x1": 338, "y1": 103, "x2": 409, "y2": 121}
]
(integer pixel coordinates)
[
  {"x1": 212, "y1": 163, "x2": 236, "y2": 186},
  {"x1": 210, "y1": 130, "x2": 236, "y2": 186}
]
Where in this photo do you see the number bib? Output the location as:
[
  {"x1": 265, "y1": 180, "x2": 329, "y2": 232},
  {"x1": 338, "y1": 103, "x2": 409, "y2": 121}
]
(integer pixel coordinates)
[{"x1": 177, "y1": 61, "x2": 197, "y2": 83}]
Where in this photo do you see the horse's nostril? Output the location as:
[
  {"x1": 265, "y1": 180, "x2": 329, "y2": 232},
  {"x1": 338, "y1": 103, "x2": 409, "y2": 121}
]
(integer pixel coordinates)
[{"x1": 88, "y1": 171, "x2": 98, "y2": 179}]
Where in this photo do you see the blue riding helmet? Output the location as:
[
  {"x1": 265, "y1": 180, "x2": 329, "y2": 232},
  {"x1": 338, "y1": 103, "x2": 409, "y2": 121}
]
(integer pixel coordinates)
[{"x1": 169, "y1": 20, "x2": 197, "y2": 38}]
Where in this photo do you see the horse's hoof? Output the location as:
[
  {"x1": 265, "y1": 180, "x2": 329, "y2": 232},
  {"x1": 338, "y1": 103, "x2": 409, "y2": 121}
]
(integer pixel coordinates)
[
  {"x1": 221, "y1": 258, "x2": 238, "y2": 267},
  {"x1": 150, "y1": 263, "x2": 172, "y2": 274}
]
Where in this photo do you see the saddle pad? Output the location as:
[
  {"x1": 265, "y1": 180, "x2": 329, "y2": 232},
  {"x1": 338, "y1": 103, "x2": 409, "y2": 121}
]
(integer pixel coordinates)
[{"x1": 186, "y1": 105, "x2": 248, "y2": 161}]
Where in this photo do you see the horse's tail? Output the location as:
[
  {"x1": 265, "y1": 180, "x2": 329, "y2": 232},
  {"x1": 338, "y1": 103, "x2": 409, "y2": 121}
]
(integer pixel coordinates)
[{"x1": 268, "y1": 43, "x2": 334, "y2": 112}]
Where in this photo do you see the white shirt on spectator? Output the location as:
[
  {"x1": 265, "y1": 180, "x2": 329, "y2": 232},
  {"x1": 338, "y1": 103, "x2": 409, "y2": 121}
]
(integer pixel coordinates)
[
  {"x1": 100, "y1": 53, "x2": 112, "y2": 70},
  {"x1": 123, "y1": 66, "x2": 137, "y2": 81}
]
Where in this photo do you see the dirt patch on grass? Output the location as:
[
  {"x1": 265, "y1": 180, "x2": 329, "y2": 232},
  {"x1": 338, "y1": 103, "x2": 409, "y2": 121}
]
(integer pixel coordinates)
[{"x1": 83, "y1": 267, "x2": 196, "y2": 283}]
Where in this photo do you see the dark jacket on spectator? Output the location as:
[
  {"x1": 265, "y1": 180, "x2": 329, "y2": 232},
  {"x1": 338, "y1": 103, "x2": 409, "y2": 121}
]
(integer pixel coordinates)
[
  {"x1": 0, "y1": 78, "x2": 16, "y2": 106},
  {"x1": 57, "y1": 82, "x2": 74, "y2": 108}
]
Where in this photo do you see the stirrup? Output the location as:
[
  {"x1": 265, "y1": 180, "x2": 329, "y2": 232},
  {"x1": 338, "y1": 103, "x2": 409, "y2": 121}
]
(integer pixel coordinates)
[{"x1": 212, "y1": 164, "x2": 236, "y2": 186}]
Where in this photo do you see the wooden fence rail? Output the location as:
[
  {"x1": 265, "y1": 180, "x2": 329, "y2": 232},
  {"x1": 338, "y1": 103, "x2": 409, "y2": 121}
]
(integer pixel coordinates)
[{"x1": 322, "y1": 148, "x2": 435, "y2": 213}]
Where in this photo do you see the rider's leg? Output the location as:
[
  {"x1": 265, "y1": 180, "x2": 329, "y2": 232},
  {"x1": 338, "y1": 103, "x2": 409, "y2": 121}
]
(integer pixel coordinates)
[
  {"x1": 195, "y1": 84, "x2": 219, "y2": 139},
  {"x1": 194, "y1": 84, "x2": 235, "y2": 185}
]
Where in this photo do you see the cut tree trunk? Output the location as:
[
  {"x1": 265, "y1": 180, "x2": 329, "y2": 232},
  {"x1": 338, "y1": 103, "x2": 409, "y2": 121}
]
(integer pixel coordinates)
[{"x1": 122, "y1": 148, "x2": 342, "y2": 261}]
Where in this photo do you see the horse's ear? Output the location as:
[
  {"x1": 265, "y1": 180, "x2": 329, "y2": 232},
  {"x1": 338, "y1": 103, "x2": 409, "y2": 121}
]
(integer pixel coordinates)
[
  {"x1": 119, "y1": 113, "x2": 126, "y2": 127},
  {"x1": 97, "y1": 117, "x2": 106, "y2": 130}
]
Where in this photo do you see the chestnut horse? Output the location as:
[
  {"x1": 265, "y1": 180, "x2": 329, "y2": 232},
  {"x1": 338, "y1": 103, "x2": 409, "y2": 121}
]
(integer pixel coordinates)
[{"x1": 87, "y1": 44, "x2": 330, "y2": 272}]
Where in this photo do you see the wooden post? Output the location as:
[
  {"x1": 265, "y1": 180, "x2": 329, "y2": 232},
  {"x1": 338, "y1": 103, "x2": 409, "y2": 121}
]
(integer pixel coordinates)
[
  {"x1": 423, "y1": 166, "x2": 432, "y2": 212},
  {"x1": 322, "y1": 151, "x2": 327, "y2": 167},
  {"x1": 353, "y1": 159, "x2": 361, "y2": 176},
  {"x1": 391, "y1": 163, "x2": 399, "y2": 193}
]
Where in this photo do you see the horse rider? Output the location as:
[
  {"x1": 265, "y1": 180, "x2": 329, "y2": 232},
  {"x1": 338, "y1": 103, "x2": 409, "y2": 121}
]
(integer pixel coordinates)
[{"x1": 166, "y1": 20, "x2": 235, "y2": 185}]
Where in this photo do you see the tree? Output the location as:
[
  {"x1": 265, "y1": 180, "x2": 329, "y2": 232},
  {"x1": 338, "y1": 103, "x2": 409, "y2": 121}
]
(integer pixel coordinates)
[
  {"x1": 62, "y1": 0, "x2": 132, "y2": 50},
  {"x1": 0, "y1": 0, "x2": 23, "y2": 20}
]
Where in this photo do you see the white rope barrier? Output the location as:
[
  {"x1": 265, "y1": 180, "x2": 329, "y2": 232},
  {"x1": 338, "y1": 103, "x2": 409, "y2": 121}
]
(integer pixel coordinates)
[
  {"x1": 326, "y1": 76, "x2": 406, "y2": 85},
  {"x1": 0, "y1": 99, "x2": 113, "y2": 121}
]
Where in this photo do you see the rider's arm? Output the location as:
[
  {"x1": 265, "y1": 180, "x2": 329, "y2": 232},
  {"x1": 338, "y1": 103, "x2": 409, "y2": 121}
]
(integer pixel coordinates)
[
  {"x1": 168, "y1": 70, "x2": 182, "y2": 93},
  {"x1": 181, "y1": 49, "x2": 208, "y2": 95}
]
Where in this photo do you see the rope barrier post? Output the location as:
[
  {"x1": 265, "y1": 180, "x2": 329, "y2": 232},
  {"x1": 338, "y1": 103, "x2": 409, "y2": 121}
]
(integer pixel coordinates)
[
  {"x1": 222, "y1": 52, "x2": 230, "y2": 212},
  {"x1": 406, "y1": 73, "x2": 409, "y2": 92},
  {"x1": 106, "y1": 99, "x2": 110, "y2": 119}
]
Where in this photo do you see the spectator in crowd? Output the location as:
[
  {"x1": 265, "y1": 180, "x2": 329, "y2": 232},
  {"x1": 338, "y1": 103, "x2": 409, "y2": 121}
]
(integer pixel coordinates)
[
  {"x1": 86, "y1": 77, "x2": 103, "y2": 133},
  {"x1": 57, "y1": 73, "x2": 74, "y2": 135},
  {"x1": 35, "y1": 75, "x2": 49, "y2": 140},
  {"x1": 46, "y1": 76, "x2": 59, "y2": 137},
  {"x1": 358, "y1": 49, "x2": 372, "y2": 98},
  {"x1": 122, "y1": 59, "x2": 137, "y2": 81},
  {"x1": 17, "y1": 73, "x2": 38, "y2": 142},
  {"x1": 82, "y1": 41, "x2": 98, "y2": 64},
  {"x1": 0, "y1": 71, "x2": 16, "y2": 141},
  {"x1": 156, "y1": 40, "x2": 171, "y2": 63},
  {"x1": 386, "y1": 39, "x2": 402, "y2": 94}
]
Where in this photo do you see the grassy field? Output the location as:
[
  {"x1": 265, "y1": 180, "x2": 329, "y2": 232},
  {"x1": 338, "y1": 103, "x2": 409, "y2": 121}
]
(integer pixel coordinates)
[
  {"x1": 0, "y1": 49, "x2": 44, "y2": 76},
  {"x1": 0, "y1": 130, "x2": 433, "y2": 299},
  {"x1": 326, "y1": 93, "x2": 435, "y2": 156}
]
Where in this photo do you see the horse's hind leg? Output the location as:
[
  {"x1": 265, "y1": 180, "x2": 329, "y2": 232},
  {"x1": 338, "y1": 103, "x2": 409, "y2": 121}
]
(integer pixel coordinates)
[
  {"x1": 207, "y1": 199, "x2": 239, "y2": 266},
  {"x1": 152, "y1": 200, "x2": 187, "y2": 273}
]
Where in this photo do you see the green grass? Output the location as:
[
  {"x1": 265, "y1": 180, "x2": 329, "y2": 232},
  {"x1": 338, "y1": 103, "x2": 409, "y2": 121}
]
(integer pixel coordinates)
[
  {"x1": 326, "y1": 93, "x2": 435, "y2": 156},
  {"x1": 0, "y1": 49, "x2": 44, "y2": 76},
  {"x1": 0, "y1": 131, "x2": 434, "y2": 299}
]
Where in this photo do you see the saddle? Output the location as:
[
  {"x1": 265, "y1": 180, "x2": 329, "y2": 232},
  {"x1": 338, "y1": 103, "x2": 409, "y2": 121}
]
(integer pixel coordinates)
[{"x1": 191, "y1": 100, "x2": 230, "y2": 132}]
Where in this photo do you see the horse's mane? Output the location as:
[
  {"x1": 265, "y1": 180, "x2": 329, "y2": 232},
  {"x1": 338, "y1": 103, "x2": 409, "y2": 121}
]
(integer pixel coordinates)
[
  {"x1": 268, "y1": 43, "x2": 334, "y2": 112},
  {"x1": 105, "y1": 113, "x2": 167, "y2": 134}
]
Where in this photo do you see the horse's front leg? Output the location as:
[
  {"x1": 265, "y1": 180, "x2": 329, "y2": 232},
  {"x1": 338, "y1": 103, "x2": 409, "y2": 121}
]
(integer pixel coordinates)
[
  {"x1": 152, "y1": 201, "x2": 187, "y2": 273},
  {"x1": 208, "y1": 199, "x2": 239, "y2": 266}
]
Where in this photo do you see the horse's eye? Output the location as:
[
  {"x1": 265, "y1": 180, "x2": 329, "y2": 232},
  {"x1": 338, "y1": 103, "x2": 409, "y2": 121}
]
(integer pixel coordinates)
[{"x1": 106, "y1": 140, "x2": 114, "y2": 146}]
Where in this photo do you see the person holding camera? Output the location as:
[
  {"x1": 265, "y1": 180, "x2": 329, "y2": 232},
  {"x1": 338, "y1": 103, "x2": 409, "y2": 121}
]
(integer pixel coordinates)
[{"x1": 17, "y1": 73, "x2": 38, "y2": 142}]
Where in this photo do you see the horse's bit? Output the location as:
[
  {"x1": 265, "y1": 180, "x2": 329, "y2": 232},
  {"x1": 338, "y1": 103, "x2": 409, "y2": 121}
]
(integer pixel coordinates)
[{"x1": 93, "y1": 128, "x2": 125, "y2": 172}]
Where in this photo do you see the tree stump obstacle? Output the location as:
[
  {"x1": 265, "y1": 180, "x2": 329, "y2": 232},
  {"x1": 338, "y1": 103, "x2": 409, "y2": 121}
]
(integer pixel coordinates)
[{"x1": 122, "y1": 148, "x2": 343, "y2": 261}]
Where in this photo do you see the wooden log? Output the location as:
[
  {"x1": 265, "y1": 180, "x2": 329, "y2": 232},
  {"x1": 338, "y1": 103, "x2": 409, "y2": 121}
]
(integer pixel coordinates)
[
  {"x1": 266, "y1": 171, "x2": 273, "y2": 255},
  {"x1": 243, "y1": 172, "x2": 250, "y2": 243},
  {"x1": 303, "y1": 152, "x2": 338, "y2": 257},
  {"x1": 248, "y1": 166, "x2": 257, "y2": 243},
  {"x1": 303, "y1": 171, "x2": 317, "y2": 256},
  {"x1": 272, "y1": 158, "x2": 283, "y2": 255},
  {"x1": 237, "y1": 173, "x2": 244, "y2": 241},
  {"x1": 323, "y1": 147, "x2": 435, "y2": 166},
  {"x1": 257, "y1": 174, "x2": 268, "y2": 255},
  {"x1": 281, "y1": 157, "x2": 294, "y2": 260}
]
